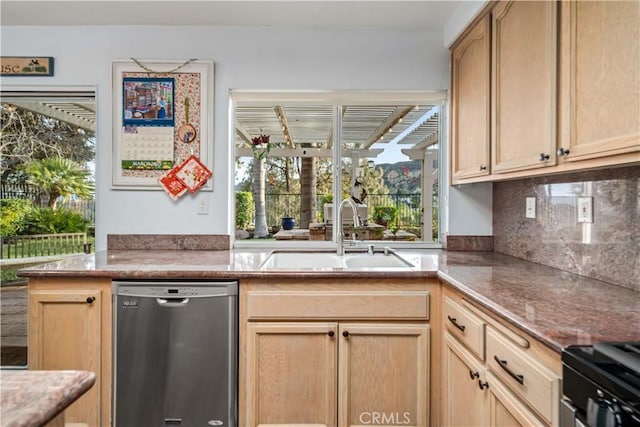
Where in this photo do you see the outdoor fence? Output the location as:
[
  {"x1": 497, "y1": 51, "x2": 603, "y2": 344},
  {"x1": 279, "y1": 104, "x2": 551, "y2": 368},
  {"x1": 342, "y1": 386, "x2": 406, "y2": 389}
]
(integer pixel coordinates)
[
  {"x1": 1, "y1": 183, "x2": 95, "y2": 223},
  {"x1": 262, "y1": 193, "x2": 424, "y2": 230},
  {"x1": 1, "y1": 232, "x2": 91, "y2": 259}
]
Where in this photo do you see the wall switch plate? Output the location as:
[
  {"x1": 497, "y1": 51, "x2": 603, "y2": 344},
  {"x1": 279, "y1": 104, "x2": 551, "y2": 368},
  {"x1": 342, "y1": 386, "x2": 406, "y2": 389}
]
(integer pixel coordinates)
[
  {"x1": 197, "y1": 198, "x2": 209, "y2": 215},
  {"x1": 577, "y1": 197, "x2": 593, "y2": 223},
  {"x1": 525, "y1": 197, "x2": 536, "y2": 219}
]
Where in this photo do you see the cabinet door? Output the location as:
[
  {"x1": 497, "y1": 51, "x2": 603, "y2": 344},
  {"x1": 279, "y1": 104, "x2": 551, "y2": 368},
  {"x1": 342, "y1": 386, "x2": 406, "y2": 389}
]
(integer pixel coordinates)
[
  {"x1": 451, "y1": 15, "x2": 491, "y2": 181},
  {"x1": 338, "y1": 323, "x2": 429, "y2": 427},
  {"x1": 245, "y1": 322, "x2": 338, "y2": 427},
  {"x1": 558, "y1": 1, "x2": 640, "y2": 161},
  {"x1": 487, "y1": 373, "x2": 545, "y2": 427},
  {"x1": 442, "y1": 333, "x2": 487, "y2": 427},
  {"x1": 492, "y1": 0, "x2": 558, "y2": 173},
  {"x1": 28, "y1": 289, "x2": 102, "y2": 427}
]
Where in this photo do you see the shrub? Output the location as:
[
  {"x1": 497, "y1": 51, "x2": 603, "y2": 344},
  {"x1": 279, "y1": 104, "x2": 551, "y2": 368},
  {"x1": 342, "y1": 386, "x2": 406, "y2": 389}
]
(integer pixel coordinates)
[
  {"x1": 23, "y1": 207, "x2": 89, "y2": 234},
  {"x1": 0, "y1": 199, "x2": 35, "y2": 237},
  {"x1": 372, "y1": 206, "x2": 398, "y2": 226},
  {"x1": 235, "y1": 191, "x2": 254, "y2": 230}
]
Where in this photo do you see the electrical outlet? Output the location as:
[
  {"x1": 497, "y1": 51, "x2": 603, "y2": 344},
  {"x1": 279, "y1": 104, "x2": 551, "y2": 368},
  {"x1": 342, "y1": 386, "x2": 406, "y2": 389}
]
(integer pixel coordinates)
[
  {"x1": 577, "y1": 197, "x2": 593, "y2": 223},
  {"x1": 197, "y1": 198, "x2": 209, "y2": 215},
  {"x1": 525, "y1": 197, "x2": 536, "y2": 219}
]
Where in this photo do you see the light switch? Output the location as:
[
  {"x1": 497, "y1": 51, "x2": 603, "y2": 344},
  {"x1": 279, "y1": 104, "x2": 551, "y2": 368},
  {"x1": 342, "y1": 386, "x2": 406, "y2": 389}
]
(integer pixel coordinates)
[
  {"x1": 197, "y1": 198, "x2": 209, "y2": 215},
  {"x1": 577, "y1": 197, "x2": 593, "y2": 223},
  {"x1": 525, "y1": 197, "x2": 536, "y2": 219}
]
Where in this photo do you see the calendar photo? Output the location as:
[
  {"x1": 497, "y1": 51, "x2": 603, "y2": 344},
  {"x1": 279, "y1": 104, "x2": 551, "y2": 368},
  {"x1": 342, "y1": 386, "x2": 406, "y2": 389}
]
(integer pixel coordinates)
[{"x1": 123, "y1": 77, "x2": 175, "y2": 127}]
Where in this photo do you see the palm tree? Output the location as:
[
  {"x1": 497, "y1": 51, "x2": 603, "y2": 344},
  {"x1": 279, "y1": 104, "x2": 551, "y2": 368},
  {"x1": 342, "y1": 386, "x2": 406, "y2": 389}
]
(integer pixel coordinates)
[{"x1": 23, "y1": 157, "x2": 94, "y2": 209}]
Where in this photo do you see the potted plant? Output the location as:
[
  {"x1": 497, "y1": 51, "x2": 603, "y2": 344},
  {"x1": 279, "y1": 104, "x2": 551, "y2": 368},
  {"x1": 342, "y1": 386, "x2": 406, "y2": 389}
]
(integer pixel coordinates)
[
  {"x1": 372, "y1": 206, "x2": 397, "y2": 228},
  {"x1": 281, "y1": 216, "x2": 296, "y2": 230}
]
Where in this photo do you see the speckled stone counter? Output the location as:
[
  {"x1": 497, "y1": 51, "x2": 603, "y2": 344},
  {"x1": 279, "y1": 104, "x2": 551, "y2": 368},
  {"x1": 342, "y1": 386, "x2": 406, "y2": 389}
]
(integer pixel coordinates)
[
  {"x1": 17, "y1": 249, "x2": 640, "y2": 353},
  {"x1": 1, "y1": 370, "x2": 95, "y2": 427}
]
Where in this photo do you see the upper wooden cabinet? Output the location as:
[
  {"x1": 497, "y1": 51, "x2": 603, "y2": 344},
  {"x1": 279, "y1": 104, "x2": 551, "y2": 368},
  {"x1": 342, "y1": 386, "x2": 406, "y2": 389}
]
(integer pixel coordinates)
[
  {"x1": 491, "y1": 0, "x2": 558, "y2": 174},
  {"x1": 558, "y1": 1, "x2": 640, "y2": 162},
  {"x1": 450, "y1": 15, "x2": 491, "y2": 181},
  {"x1": 449, "y1": 0, "x2": 639, "y2": 183}
]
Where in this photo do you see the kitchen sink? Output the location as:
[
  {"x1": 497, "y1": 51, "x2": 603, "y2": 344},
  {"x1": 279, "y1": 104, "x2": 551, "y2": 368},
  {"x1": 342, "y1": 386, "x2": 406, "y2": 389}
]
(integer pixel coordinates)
[
  {"x1": 260, "y1": 250, "x2": 415, "y2": 270},
  {"x1": 259, "y1": 252, "x2": 344, "y2": 269}
]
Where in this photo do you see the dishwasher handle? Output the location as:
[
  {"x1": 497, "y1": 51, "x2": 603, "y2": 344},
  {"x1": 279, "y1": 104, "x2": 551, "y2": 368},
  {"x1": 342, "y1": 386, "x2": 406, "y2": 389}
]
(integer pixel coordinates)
[{"x1": 156, "y1": 297, "x2": 190, "y2": 307}]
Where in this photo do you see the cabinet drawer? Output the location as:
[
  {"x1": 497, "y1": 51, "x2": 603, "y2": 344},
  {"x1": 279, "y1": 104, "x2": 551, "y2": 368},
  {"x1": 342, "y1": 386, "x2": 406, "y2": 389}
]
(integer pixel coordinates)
[
  {"x1": 246, "y1": 290, "x2": 429, "y2": 320},
  {"x1": 443, "y1": 296, "x2": 485, "y2": 360},
  {"x1": 486, "y1": 327, "x2": 560, "y2": 424}
]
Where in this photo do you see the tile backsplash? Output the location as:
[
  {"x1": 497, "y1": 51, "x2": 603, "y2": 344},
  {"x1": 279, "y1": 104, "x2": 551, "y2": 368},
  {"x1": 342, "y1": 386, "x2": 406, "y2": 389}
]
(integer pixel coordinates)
[{"x1": 493, "y1": 166, "x2": 639, "y2": 291}]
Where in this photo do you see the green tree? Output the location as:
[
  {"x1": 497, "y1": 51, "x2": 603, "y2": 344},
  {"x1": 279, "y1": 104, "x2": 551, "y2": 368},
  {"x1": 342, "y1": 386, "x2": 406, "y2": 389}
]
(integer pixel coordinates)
[
  {"x1": 23, "y1": 157, "x2": 94, "y2": 209},
  {"x1": 1, "y1": 104, "x2": 95, "y2": 182}
]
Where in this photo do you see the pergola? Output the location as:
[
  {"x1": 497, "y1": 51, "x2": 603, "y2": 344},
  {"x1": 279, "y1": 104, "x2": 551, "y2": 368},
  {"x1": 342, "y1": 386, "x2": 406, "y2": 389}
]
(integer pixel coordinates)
[{"x1": 234, "y1": 104, "x2": 440, "y2": 241}]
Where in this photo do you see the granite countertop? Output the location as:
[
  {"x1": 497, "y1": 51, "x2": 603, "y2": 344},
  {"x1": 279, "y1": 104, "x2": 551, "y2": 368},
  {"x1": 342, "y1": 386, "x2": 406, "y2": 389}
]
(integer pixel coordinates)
[
  {"x1": 1, "y1": 370, "x2": 95, "y2": 427},
  {"x1": 17, "y1": 249, "x2": 640, "y2": 352}
]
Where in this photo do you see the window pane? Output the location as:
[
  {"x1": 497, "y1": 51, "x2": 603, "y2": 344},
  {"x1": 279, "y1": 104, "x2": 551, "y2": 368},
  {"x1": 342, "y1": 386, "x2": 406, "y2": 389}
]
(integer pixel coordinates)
[
  {"x1": 234, "y1": 105, "x2": 334, "y2": 242},
  {"x1": 233, "y1": 100, "x2": 440, "y2": 245},
  {"x1": 341, "y1": 104, "x2": 439, "y2": 243}
]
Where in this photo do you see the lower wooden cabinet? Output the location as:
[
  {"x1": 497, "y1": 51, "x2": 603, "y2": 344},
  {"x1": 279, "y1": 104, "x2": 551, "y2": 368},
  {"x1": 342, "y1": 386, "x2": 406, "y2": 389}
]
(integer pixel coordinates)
[
  {"x1": 443, "y1": 332, "x2": 487, "y2": 426},
  {"x1": 245, "y1": 322, "x2": 337, "y2": 426},
  {"x1": 240, "y1": 278, "x2": 437, "y2": 427},
  {"x1": 487, "y1": 372, "x2": 546, "y2": 427},
  {"x1": 245, "y1": 321, "x2": 430, "y2": 427},
  {"x1": 441, "y1": 286, "x2": 560, "y2": 427},
  {"x1": 28, "y1": 277, "x2": 112, "y2": 427}
]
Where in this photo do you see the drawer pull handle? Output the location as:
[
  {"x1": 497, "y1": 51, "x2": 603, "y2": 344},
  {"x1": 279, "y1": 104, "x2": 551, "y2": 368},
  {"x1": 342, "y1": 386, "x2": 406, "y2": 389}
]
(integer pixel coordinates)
[
  {"x1": 478, "y1": 380, "x2": 489, "y2": 390},
  {"x1": 328, "y1": 330, "x2": 335, "y2": 337},
  {"x1": 447, "y1": 315, "x2": 466, "y2": 332},
  {"x1": 494, "y1": 356, "x2": 524, "y2": 385},
  {"x1": 342, "y1": 330, "x2": 350, "y2": 338},
  {"x1": 469, "y1": 370, "x2": 480, "y2": 380},
  {"x1": 86, "y1": 296, "x2": 95, "y2": 304}
]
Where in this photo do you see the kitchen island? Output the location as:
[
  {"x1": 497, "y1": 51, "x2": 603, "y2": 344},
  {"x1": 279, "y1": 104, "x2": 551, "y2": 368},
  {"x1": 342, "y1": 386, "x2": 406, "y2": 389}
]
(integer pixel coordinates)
[
  {"x1": 16, "y1": 248, "x2": 640, "y2": 427},
  {"x1": 0, "y1": 370, "x2": 95, "y2": 427}
]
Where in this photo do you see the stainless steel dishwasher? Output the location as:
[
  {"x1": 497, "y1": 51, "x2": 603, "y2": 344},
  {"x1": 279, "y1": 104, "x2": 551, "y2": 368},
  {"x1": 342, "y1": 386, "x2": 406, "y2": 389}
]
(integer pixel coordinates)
[{"x1": 113, "y1": 280, "x2": 238, "y2": 427}]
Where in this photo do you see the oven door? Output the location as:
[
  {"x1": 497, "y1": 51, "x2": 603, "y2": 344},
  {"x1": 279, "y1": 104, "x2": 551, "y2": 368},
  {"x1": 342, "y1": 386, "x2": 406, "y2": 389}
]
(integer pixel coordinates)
[{"x1": 562, "y1": 365, "x2": 640, "y2": 427}]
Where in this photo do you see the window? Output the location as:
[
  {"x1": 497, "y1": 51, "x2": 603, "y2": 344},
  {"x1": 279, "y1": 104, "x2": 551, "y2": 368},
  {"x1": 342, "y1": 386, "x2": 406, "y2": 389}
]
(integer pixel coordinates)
[{"x1": 232, "y1": 91, "x2": 444, "y2": 248}]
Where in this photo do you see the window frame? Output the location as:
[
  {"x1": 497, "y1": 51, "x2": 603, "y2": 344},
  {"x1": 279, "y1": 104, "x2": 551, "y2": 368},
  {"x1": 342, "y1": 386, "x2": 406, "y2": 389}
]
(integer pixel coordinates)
[{"x1": 229, "y1": 90, "x2": 447, "y2": 249}]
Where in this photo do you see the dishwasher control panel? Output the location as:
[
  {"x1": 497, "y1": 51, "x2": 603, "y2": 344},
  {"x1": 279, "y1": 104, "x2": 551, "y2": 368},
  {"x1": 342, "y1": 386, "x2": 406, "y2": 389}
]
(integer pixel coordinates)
[{"x1": 113, "y1": 281, "x2": 239, "y2": 298}]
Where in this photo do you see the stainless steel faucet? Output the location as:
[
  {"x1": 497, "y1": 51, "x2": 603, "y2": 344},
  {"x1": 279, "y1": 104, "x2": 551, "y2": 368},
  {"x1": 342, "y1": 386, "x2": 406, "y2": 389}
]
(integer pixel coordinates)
[{"x1": 336, "y1": 197, "x2": 362, "y2": 255}]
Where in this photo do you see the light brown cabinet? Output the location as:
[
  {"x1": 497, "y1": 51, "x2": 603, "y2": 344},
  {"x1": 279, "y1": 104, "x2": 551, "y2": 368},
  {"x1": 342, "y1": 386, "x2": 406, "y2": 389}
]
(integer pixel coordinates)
[
  {"x1": 441, "y1": 288, "x2": 561, "y2": 427},
  {"x1": 449, "y1": 0, "x2": 639, "y2": 184},
  {"x1": 558, "y1": 1, "x2": 640, "y2": 162},
  {"x1": 28, "y1": 277, "x2": 112, "y2": 427},
  {"x1": 240, "y1": 278, "x2": 436, "y2": 427},
  {"x1": 443, "y1": 332, "x2": 487, "y2": 426},
  {"x1": 450, "y1": 14, "x2": 491, "y2": 181},
  {"x1": 491, "y1": 0, "x2": 558, "y2": 174}
]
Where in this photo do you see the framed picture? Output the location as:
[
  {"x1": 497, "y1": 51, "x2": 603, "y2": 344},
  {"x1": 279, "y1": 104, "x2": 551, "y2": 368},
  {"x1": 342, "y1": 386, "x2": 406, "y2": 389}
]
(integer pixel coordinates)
[{"x1": 111, "y1": 59, "x2": 214, "y2": 190}]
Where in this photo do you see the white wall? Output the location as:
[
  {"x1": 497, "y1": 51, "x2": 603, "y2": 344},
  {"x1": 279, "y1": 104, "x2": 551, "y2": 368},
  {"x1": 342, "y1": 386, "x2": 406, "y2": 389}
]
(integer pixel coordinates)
[
  {"x1": 443, "y1": 0, "x2": 488, "y2": 47},
  {"x1": 2, "y1": 25, "x2": 451, "y2": 250}
]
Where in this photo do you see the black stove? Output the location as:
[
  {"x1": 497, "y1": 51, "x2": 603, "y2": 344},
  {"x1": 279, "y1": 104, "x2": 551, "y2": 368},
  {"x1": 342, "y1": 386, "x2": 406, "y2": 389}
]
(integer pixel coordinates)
[{"x1": 562, "y1": 342, "x2": 640, "y2": 427}]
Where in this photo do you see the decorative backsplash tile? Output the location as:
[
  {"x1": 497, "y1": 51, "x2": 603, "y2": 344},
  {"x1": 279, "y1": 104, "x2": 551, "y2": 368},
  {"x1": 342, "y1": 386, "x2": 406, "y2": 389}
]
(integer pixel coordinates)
[
  {"x1": 445, "y1": 235, "x2": 494, "y2": 251},
  {"x1": 493, "y1": 166, "x2": 640, "y2": 291},
  {"x1": 107, "y1": 234, "x2": 230, "y2": 251}
]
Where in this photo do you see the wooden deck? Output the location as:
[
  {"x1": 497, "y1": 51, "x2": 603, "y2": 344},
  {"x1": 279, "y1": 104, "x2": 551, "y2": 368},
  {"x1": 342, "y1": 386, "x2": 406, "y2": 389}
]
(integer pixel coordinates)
[{"x1": 1, "y1": 284, "x2": 28, "y2": 366}]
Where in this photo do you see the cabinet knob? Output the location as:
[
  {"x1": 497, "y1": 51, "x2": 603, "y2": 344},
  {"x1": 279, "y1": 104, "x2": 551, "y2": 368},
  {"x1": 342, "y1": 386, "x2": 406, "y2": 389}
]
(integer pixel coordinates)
[
  {"x1": 342, "y1": 330, "x2": 350, "y2": 338},
  {"x1": 328, "y1": 330, "x2": 335, "y2": 337},
  {"x1": 478, "y1": 380, "x2": 489, "y2": 390},
  {"x1": 86, "y1": 296, "x2": 96, "y2": 304},
  {"x1": 557, "y1": 147, "x2": 570, "y2": 156},
  {"x1": 469, "y1": 370, "x2": 480, "y2": 380},
  {"x1": 479, "y1": 165, "x2": 487, "y2": 171},
  {"x1": 538, "y1": 153, "x2": 550, "y2": 162}
]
